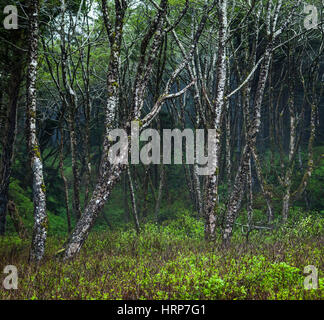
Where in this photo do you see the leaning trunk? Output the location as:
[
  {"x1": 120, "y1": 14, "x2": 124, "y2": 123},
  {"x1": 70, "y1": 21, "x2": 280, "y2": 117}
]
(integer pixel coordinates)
[
  {"x1": 222, "y1": 42, "x2": 273, "y2": 246},
  {"x1": 63, "y1": 164, "x2": 126, "y2": 260}
]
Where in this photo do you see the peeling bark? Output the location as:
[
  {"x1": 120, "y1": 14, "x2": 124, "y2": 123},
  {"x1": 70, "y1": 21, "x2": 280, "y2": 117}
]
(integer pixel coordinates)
[
  {"x1": 26, "y1": 0, "x2": 47, "y2": 263},
  {"x1": 204, "y1": 0, "x2": 227, "y2": 241}
]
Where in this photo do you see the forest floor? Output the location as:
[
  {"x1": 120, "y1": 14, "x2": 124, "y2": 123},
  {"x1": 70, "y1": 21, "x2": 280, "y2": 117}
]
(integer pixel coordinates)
[{"x1": 0, "y1": 213, "x2": 323, "y2": 300}]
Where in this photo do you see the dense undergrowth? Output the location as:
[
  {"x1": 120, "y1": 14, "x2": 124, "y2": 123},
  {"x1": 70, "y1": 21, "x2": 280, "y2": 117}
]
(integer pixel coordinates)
[{"x1": 0, "y1": 212, "x2": 322, "y2": 300}]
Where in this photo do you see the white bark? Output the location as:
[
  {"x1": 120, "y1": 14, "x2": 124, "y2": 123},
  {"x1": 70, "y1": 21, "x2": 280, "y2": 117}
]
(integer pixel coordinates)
[
  {"x1": 204, "y1": 0, "x2": 228, "y2": 240},
  {"x1": 27, "y1": 0, "x2": 47, "y2": 262}
]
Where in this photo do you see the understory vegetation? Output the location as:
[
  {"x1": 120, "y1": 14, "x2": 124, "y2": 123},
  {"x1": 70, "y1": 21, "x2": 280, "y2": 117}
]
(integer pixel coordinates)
[
  {"x1": 0, "y1": 211, "x2": 323, "y2": 300},
  {"x1": 0, "y1": 146, "x2": 323, "y2": 300}
]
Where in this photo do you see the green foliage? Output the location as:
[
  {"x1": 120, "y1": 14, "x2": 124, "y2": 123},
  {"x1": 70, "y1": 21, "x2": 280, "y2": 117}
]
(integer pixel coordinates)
[
  {"x1": 8, "y1": 179, "x2": 33, "y2": 225},
  {"x1": 0, "y1": 211, "x2": 323, "y2": 300},
  {"x1": 162, "y1": 210, "x2": 204, "y2": 240},
  {"x1": 8, "y1": 179, "x2": 69, "y2": 237}
]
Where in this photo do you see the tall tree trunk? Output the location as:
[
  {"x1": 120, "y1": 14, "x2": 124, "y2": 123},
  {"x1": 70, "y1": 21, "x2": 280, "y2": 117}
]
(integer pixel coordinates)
[
  {"x1": 251, "y1": 147, "x2": 274, "y2": 223},
  {"x1": 291, "y1": 103, "x2": 317, "y2": 202},
  {"x1": 123, "y1": 171, "x2": 130, "y2": 223},
  {"x1": 281, "y1": 49, "x2": 297, "y2": 222},
  {"x1": 204, "y1": 0, "x2": 227, "y2": 240},
  {"x1": 26, "y1": 0, "x2": 48, "y2": 262},
  {"x1": 154, "y1": 164, "x2": 165, "y2": 223},
  {"x1": 225, "y1": 101, "x2": 232, "y2": 182},
  {"x1": 80, "y1": 18, "x2": 92, "y2": 208},
  {"x1": 68, "y1": 107, "x2": 82, "y2": 220},
  {"x1": 223, "y1": 41, "x2": 273, "y2": 246},
  {"x1": 62, "y1": 0, "x2": 128, "y2": 260},
  {"x1": 193, "y1": 163, "x2": 203, "y2": 217},
  {"x1": 62, "y1": 0, "x2": 196, "y2": 260},
  {"x1": 83, "y1": 93, "x2": 92, "y2": 207},
  {"x1": 281, "y1": 104, "x2": 296, "y2": 222},
  {"x1": 142, "y1": 166, "x2": 150, "y2": 219},
  {"x1": 127, "y1": 167, "x2": 140, "y2": 233},
  {"x1": 59, "y1": 126, "x2": 71, "y2": 233},
  {"x1": 60, "y1": 0, "x2": 82, "y2": 220},
  {"x1": 246, "y1": 157, "x2": 253, "y2": 231}
]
